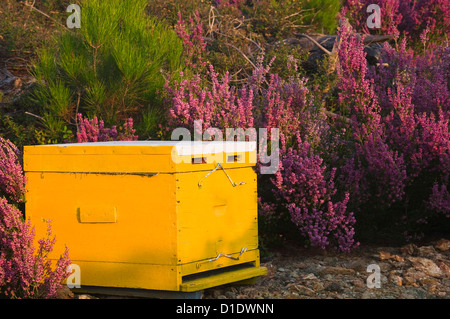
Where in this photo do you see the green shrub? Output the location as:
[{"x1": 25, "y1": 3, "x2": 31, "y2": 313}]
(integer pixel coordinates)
[
  {"x1": 302, "y1": 0, "x2": 341, "y2": 34},
  {"x1": 30, "y1": 0, "x2": 184, "y2": 141}
]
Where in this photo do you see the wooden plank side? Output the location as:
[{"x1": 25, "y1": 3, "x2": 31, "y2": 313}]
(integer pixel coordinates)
[
  {"x1": 23, "y1": 154, "x2": 176, "y2": 173},
  {"x1": 66, "y1": 261, "x2": 179, "y2": 291},
  {"x1": 180, "y1": 266, "x2": 268, "y2": 292},
  {"x1": 23, "y1": 144, "x2": 256, "y2": 173},
  {"x1": 180, "y1": 249, "x2": 261, "y2": 277},
  {"x1": 176, "y1": 167, "x2": 259, "y2": 264},
  {"x1": 25, "y1": 172, "x2": 178, "y2": 265}
]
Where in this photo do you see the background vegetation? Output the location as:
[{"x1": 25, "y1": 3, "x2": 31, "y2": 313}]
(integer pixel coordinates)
[{"x1": 0, "y1": 0, "x2": 449, "y2": 266}]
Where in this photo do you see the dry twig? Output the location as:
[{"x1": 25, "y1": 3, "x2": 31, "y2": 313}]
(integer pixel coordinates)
[{"x1": 23, "y1": 0, "x2": 66, "y2": 29}]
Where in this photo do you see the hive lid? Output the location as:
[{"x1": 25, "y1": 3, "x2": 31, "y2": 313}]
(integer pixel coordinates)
[{"x1": 23, "y1": 141, "x2": 257, "y2": 173}]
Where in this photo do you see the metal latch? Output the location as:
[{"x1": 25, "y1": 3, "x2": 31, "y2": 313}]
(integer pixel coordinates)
[
  {"x1": 196, "y1": 247, "x2": 248, "y2": 269},
  {"x1": 198, "y1": 163, "x2": 246, "y2": 188}
]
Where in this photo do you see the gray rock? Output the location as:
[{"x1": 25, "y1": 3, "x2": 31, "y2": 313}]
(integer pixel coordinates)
[{"x1": 325, "y1": 281, "x2": 343, "y2": 292}]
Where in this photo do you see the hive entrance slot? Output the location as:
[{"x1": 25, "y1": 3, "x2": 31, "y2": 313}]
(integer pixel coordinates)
[
  {"x1": 182, "y1": 262, "x2": 255, "y2": 283},
  {"x1": 180, "y1": 262, "x2": 266, "y2": 292},
  {"x1": 192, "y1": 157, "x2": 207, "y2": 164},
  {"x1": 227, "y1": 154, "x2": 241, "y2": 163}
]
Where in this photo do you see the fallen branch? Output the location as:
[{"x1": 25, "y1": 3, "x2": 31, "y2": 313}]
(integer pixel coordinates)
[
  {"x1": 25, "y1": 111, "x2": 44, "y2": 121},
  {"x1": 222, "y1": 42, "x2": 257, "y2": 69},
  {"x1": 296, "y1": 34, "x2": 332, "y2": 55},
  {"x1": 324, "y1": 110, "x2": 353, "y2": 124},
  {"x1": 23, "y1": 1, "x2": 67, "y2": 29},
  {"x1": 282, "y1": 9, "x2": 314, "y2": 20}
]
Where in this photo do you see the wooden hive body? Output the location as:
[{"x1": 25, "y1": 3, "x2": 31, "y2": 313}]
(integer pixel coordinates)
[{"x1": 24, "y1": 141, "x2": 266, "y2": 293}]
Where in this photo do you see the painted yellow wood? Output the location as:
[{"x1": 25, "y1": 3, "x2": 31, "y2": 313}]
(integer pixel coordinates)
[
  {"x1": 179, "y1": 249, "x2": 261, "y2": 277},
  {"x1": 180, "y1": 266, "x2": 268, "y2": 292},
  {"x1": 79, "y1": 206, "x2": 117, "y2": 223},
  {"x1": 23, "y1": 141, "x2": 257, "y2": 173},
  {"x1": 72, "y1": 261, "x2": 180, "y2": 291},
  {"x1": 24, "y1": 141, "x2": 264, "y2": 292},
  {"x1": 26, "y1": 172, "x2": 178, "y2": 265},
  {"x1": 176, "y1": 167, "x2": 258, "y2": 264}
]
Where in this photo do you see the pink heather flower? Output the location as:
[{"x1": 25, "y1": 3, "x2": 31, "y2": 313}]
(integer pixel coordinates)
[
  {"x1": 0, "y1": 137, "x2": 27, "y2": 203},
  {"x1": 175, "y1": 11, "x2": 207, "y2": 71},
  {"x1": 165, "y1": 64, "x2": 255, "y2": 137},
  {"x1": 76, "y1": 113, "x2": 138, "y2": 143},
  {"x1": 336, "y1": 17, "x2": 449, "y2": 238},
  {"x1": 271, "y1": 141, "x2": 359, "y2": 252},
  {"x1": 343, "y1": 0, "x2": 450, "y2": 43},
  {"x1": 427, "y1": 183, "x2": 450, "y2": 217},
  {"x1": 335, "y1": 19, "x2": 407, "y2": 208},
  {"x1": 165, "y1": 13, "x2": 449, "y2": 248},
  {"x1": 0, "y1": 199, "x2": 71, "y2": 299}
]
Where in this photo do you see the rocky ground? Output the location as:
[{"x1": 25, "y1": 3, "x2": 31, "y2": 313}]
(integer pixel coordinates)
[
  {"x1": 71, "y1": 238, "x2": 450, "y2": 300},
  {"x1": 202, "y1": 238, "x2": 450, "y2": 299}
]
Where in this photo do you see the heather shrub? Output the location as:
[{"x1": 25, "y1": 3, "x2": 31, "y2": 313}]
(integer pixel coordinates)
[
  {"x1": 0, "y1": 137, "x2": 71, "y2": 298},
  {"x1": 334, "y1": 20, "x2": 407, "y2": 212},
  {"x1": 166, "y1": 7, "x2": 448, "y2": 248},
  {"x1": 270, "y1": 141, "x2": 358, "y2": 252},
  {"x1": 166, "y1": 65, "x2": 255, "y2": 137},
  {"x1": 174, "y1": 11, "x2": 208, "y2": 75},
  {"x1": 0, "y1": 137, "x2": 26, "y2": 203},
  {"x1": 373, "y1": 42, "x2": 450, "y2": 238},
  {"x1": 166, "y1": 44, "x2": 358, "y2": 251},
  {"x1": 333, "y1": 19, "x2": 450, "y2": 241},
  {"x1": 0, "y1": 201, "x2": 71, "y2": 299},
  {"x1": 343, "y1": 0, "x2": 450, "y2": 47},
  {"x1": 76, "y1": 113, "x2": 138, "y2": 143}
]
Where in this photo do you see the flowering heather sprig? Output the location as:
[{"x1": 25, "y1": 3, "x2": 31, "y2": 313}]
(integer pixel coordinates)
[
  {"x1": 343, "y1": 0, "x2": 401, "y2": 37},
  {"x1": 250, "y1": 55, "x2": 327, "y2": 151},
  {"x1": 413, "y1": 46, "x2": 450, "y2": 115},
  {"x1": 427, "y1": 183, "x2": 450, "y2": 217},
  {"x1": 166, "y1": 64, "x2": 255, "y2": 137},
  {"x1": 117, "y1": 118, "x2": 138, "y2": 141},
  {"x1": 336, "y1": 20, "x2": 381, "y2": 129},
  {"x1": 261, "y1": 72, "x2": 314, "y2": 149},
  {"x1": 0, "y1": 199, "x2": 71, "y2": 299},
  {"x1": 76, "y1": 114, "x2": 138, "y2": 143},
  {"x1": 370, "y1": 38, "x2": 450, "y2": 192},
  {"x1": 272, "y1": 142, "x2": 358, "y2": 252},
  {"x1": 0, "y1": 137, "x2": 27, "y2": 203},
  {"x1": 372, "y1": 37, "x2": 449, "y2": 117},
  {"x1": 343, "y1": 0, "x2": 450, "y2": 44},
  {"x1": 175, "y1": 11, "x2": 207, "y2": 71},
  {"x1": 336, "y1": 17, "x2": 449, "y2": 238},
  {"x1": 335, "y1": 20, "x2": 408, "y2": 208}
]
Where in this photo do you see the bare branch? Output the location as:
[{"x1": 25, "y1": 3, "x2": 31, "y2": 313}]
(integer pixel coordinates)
[
  {"x1": 25, "y1": 112, "x2": 44, "y2": 121},
  {"x1": 222, "y1": 42, "x2": 257, "y2": 69},
  {"x1": 282, "y1": 8, "x2": 314, "y2": 20},
  {"x1": 23, "y1": 1, "x2": 67, "y2": 29},
  {"x1": 296, "y1": 34, "x2": 332, "y2": 55}
]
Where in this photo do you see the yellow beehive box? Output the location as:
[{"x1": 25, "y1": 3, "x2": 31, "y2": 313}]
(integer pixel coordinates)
[{"x1": 23, "y1": 141, "x2": 266, "y2": 295}]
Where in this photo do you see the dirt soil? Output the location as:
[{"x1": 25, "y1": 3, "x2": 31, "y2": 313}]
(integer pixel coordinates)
[
  {"x1": 70, "y1": 238, "x2": 450, "y2": 300},
  {"x1": 202, "y1": 239, "x2": 450, "y2": 299}
]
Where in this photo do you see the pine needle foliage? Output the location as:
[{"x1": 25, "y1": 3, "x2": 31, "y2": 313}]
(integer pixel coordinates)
[{"x1": 31, "y1": 0, "x2": 184, "y2": 140}]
